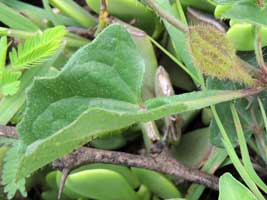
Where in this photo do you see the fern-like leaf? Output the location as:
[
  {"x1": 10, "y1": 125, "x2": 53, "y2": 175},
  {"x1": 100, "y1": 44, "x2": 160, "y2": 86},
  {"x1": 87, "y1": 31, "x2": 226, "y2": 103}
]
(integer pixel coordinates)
[
  {"x1": 9, "y1": 26, "x2": 67, "y2": 70},
  {"x1": 0, "y1": 69, "x2": 21, "y2": 97},
  {"x1": 2, "y1": 141, "x2": 26, "y2": 199}
]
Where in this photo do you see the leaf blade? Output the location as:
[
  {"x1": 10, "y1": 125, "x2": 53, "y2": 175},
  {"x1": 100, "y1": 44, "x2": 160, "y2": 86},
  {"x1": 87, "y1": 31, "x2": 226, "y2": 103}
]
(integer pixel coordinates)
[
  {"x1": 219, "y1": 173, "x2": 257, "y2": 200},
  {"x1": 0, "y1": 2, "x2": 39, "y2": 31}
]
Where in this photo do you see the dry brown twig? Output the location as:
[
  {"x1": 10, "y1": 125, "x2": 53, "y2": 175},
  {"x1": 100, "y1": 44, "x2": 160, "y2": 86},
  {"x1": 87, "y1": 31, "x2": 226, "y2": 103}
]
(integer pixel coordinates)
[
  {"x1": 53, "y1": 146, "x2": 219, "y2": 190},
  {"x1": 0, "y1": 125, "x2": 219, "y2": 191}
]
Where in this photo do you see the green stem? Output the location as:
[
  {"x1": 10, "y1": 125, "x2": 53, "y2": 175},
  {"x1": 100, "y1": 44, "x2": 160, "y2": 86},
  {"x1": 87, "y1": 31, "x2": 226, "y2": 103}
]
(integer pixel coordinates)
[
  {"x1": 95, "y1": 0, "x2": 108, "y2": 36},
  {"x1": 250, "y1": 104, "x2": 267, "y2": 163},
  {"x1": 48, "y1": 0, "x2": 97, "y2": 28},
  {"x1": 140, "y1": 121, "x2": 161, "y2": 153},
  {"x1": 0, "y1": 27, "x2": 89, "y2": 48},
  {"x1": 42, "y1": 0, "x2": 61, "y2": 26},
  {"x1": 230, "y1": 103, "x2": 267, "y2": 193},
  {"x1": 258, "y1": 97, "x2": 267, "y2": 136},
  {"x1": 66, "y1": 32, "x2": 90, "y2": 48},
  {"x1": 253, "y1": 25, "x2": 267, "y2": 72},
  {"x1": 143, "y1": 0, "x2": 188, "y2": 33},
  {"x1": 148, "y1": 36, "x2": 202, "y2": 85},
  {"x1": 0, "y1": 27, "x2": 36, "y2": 39},
  {"x1": 211, "y1": 106, "x2": 265, "y2": 200},
  {"x1": 175, "y1": 0, "x2": 188, "y2": 25}
]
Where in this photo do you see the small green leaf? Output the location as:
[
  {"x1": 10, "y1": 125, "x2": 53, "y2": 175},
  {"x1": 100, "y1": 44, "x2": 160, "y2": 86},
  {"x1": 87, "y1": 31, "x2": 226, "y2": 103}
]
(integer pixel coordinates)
[
  {"x1": 0, "y1": 69, "x2": 21, "y2": 96},
  {"x1": 132, "y1": 168, "x2": 181, "y2": 198},
  {"x1": 219, "y1": 173, "x2": 257, "y2": 200},
  {"x1": 64, "y1": 169, "x2": 140, "y2": 200},
  {"x1": 173, "y1": 128, "x2": 212, "y2": 167},
  {"x1": 188, "y1": 25, "x2": 255, "y2": 85},
  {"x1": 72, "y1": 163, "x2": 140, "y2": 189},
  {"x1": 9, "y1": 26, "x2": 67, "y2": 70},
  {"x1": 2, "y1": 141, "x2": 26, "y2": 199}
]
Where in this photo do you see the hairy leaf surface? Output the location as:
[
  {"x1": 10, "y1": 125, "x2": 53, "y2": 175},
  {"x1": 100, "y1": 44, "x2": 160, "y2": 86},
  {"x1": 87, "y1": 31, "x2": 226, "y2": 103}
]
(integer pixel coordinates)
[
  {"x1": 3, "y1": 24, "x2": 254, "y2": 198},
  {"x1": 188, "y1": 25, "x2": 254, "y2": 85}
]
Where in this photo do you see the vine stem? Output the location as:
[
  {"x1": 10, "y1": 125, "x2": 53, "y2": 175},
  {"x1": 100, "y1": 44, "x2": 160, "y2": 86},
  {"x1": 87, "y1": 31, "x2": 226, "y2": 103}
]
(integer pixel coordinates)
[{"x1": 143, "y1": 0, "x2": 188, "y2": 33}]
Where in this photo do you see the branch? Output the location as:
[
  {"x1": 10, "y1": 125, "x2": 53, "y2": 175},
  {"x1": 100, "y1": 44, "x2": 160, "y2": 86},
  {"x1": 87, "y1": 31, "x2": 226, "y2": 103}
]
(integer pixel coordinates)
[
  {"x1": 0, "y1": 125, "x2": 18, "y2": 139},
  {"x1": 53, "y1": 147, "x2": 219, "y2": 190},
  {"x1": 0, "y1": 125, "x2": 219, "y2": 190},
  {"x1": 142, "y1": 0, "x2": 188, "y2": 33}
]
